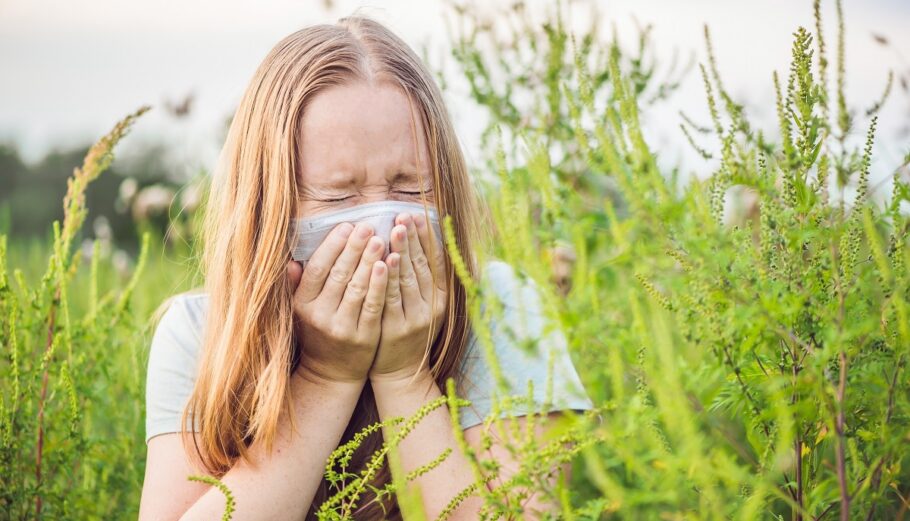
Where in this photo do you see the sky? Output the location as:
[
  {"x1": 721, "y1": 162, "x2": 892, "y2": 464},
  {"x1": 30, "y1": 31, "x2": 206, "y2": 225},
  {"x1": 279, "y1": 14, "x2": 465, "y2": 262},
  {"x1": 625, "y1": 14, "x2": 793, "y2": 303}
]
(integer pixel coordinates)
[{"x1": 1, "y1": 0, "x2": 908, "y2": 190}]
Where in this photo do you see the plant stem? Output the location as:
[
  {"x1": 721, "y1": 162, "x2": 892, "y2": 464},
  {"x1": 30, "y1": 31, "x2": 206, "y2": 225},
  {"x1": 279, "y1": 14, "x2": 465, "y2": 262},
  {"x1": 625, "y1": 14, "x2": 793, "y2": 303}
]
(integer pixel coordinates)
[
  {"x1": 793, "y1": 354, "x2": 803, "y2": 521},
  {"x1": 835, "y1": 350, "x2": 850, "y2": 521},
  {"x1": 35, "y1": 285, "x2": 60, "y2": 519}
]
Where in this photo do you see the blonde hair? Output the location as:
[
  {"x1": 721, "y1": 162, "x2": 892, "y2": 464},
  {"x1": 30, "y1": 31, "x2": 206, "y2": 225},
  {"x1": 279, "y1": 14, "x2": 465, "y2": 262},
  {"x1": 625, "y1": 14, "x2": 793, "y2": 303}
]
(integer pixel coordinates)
[{"x1": 181, "y1": 14, "x2": 481, "y2": 519}]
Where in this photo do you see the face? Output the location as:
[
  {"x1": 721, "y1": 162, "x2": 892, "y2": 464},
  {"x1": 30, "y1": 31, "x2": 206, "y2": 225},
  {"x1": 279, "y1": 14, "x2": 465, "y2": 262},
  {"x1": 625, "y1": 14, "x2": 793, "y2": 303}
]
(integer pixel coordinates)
[{"x1": 296, "y1": 80, "x2": 435, "y2": 218}]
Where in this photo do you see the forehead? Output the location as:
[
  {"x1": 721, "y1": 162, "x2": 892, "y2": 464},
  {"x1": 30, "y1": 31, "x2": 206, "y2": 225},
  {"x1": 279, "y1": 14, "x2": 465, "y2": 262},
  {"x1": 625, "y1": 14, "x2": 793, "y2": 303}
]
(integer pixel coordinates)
[{"x1": 296, "y1": 80, "x2": 431, "y2": 187}]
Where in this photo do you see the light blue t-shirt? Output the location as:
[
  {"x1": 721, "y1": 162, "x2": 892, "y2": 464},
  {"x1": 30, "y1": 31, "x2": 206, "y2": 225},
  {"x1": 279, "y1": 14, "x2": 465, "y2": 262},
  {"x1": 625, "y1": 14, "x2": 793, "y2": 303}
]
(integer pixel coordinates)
[{"x1": 144, "y1": 259, "x2": 594, "y2": 443}]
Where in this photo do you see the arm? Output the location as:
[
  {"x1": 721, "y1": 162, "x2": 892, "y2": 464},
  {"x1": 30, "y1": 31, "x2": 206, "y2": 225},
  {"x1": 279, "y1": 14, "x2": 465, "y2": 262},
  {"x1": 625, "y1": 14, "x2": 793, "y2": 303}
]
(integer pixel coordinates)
[
  {"x1": 461, "y1": 411, "x2": 572, "y2": 517},
  {"x1": 372, "y1": 371, "x2": 571, "y2": 520},
  {"x1": 371, "y1": 371, "x2": 482, "y2": 519},
  {"x1": 140, "y1": 221, "x2": 392, "y2": 520},
  {"x1": 139, "y1": 374, "x2": 363, "y2": 520},
  {"x1": 369, "y1": 212, "x2": 578, "y2": 519}
]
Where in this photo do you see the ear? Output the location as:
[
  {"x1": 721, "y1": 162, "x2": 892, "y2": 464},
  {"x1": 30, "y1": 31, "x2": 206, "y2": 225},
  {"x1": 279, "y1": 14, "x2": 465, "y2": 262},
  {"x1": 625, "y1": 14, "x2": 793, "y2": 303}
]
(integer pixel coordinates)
[{"x1": 287, "y1": 260, "x2": 303, "y2": 292}]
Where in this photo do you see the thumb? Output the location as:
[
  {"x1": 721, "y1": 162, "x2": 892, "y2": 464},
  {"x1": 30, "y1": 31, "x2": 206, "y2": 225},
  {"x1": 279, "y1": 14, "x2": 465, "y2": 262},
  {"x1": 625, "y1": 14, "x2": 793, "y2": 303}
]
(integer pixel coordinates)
[{"x1": 287, "y1": 260, "x2": 303, "y2": 293}]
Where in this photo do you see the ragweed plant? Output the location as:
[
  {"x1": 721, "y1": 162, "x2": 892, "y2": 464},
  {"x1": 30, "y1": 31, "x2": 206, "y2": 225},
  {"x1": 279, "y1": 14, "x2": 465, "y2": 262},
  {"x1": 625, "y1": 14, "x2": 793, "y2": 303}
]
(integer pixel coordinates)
[
  {"x1": 436, "y1": 0, "x2": 908, "y2": 519},
  {"x1": 0, "y1": 106, "x2": 154, "y2": 519},
  {"x1": 3, "y1": 1, "x2": 908, "y2": 520},
  {"x1": 443, "y1": 0, "x2": 691, "y2": 201}
]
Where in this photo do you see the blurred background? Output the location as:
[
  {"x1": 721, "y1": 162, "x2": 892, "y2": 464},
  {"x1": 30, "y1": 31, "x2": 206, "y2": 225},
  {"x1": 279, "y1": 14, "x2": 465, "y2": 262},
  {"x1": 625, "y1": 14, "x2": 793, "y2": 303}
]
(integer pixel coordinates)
[{"x1": 1, "y1": 0, "x2": 908, "y2": 252}]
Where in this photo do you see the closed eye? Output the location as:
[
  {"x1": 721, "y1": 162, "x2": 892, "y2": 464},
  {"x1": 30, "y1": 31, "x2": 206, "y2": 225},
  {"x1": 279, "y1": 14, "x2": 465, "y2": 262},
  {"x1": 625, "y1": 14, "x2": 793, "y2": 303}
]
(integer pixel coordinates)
[
  {"x1": 323, "y1": 196, "x2": 353, "y2": 202},
  {"x1": 397, "y1": 189, "x2": 432, "y2": 195}
]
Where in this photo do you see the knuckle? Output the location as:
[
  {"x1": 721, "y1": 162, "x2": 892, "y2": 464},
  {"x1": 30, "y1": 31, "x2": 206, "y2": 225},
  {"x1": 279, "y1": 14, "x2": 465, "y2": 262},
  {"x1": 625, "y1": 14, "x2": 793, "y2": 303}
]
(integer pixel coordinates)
[
  {"x1": 400, "y1": 272, "x2": 418, "y2": 287},
  {"x1": 350, "y1": 334, "x2": 373, "y2": 350},
  {"x1": 345, "y1": 280, "x2": 367, "y2": 299},
  {"x1": 387, "y1": 290, "x2": 402, "y2": 305},
  {"x1": 362, "y1": 299, "x2": 383, "y2": 315},
  {"x1": 304, "y1": 262, "x2": 327, "y2": 281},
  {"x1": 329, "y1": 323, "x2": 351, "y2": 341},
  {"x1": 413, "y1": 254, "x2": 429, "y2": 271},
  {"x1": 329, "y1": 264, "x2": 350, "y2": 284},
  {"x1": 304, "y1": 307, "x2": 324, "y2": 326},
  {"x1": 349, "y1": 334, "x2": 366, "y2": 347}
]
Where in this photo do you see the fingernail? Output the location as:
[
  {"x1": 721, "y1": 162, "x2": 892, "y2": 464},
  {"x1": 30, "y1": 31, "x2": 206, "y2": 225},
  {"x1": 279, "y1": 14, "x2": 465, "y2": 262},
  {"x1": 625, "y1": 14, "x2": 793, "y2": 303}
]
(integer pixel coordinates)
[
  {"x1": 400, "y1": 213, "x2": 412, "y2": 226},
  {"x1": 370, "y1": 237, "x2": 383, "y2": 251},
  {"x1": 338, "y1": 223, "x2": 354, "y2": 237},
  {"x1": 414, "y1": 213, "x2": 426, "y2": 228},
  {"x1": 358, "y1": 223, "x2": 372, "y2": 238}
]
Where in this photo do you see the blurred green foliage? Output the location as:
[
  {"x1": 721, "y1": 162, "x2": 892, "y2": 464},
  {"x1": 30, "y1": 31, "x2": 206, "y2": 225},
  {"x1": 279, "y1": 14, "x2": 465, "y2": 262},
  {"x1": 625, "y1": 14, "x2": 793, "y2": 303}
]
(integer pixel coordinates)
[
  {"x1": 0, "y1": 135, "x2": 200, "y2": 249},
  {"x1": 0, "y1": 107, "x2": 201, "y2": 519}
]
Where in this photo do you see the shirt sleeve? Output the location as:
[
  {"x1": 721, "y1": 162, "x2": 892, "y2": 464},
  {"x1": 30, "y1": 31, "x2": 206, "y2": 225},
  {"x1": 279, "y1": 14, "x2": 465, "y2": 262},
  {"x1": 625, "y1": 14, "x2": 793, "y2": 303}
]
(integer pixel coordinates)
[
  {"x1": 144, "y1": 294, "x2": 204, "y2": 444},
  {"x1": 456, "y1": 260, "x2": 594, "y2": 430}
]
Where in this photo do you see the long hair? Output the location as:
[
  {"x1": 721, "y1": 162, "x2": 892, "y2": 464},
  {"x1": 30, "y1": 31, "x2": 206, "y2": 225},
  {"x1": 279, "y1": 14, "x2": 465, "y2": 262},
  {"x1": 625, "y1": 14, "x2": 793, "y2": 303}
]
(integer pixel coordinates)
[{"x1": 180, "y1": 14, "x2": 481, "y2": 520}]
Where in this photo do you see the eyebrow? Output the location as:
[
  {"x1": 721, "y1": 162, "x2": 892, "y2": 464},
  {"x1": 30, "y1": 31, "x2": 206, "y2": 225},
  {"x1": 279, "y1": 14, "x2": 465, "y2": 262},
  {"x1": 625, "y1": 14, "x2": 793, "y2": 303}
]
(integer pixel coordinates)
[
  {"x1": 306, "y1": 169, "x2": 431, "y2": 190},
  {"x1": 390, "y1": 170, "x2": 427, "y2": 183},
  {"x1": 307, "y1": 173, "x2": 354, "y2": 191}
]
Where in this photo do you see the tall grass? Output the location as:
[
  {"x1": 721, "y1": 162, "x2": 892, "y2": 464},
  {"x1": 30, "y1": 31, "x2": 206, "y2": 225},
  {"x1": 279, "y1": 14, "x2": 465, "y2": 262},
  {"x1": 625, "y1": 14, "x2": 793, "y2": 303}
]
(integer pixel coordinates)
[
  {"x1": 1, "y1": 1, "x2": 908, "y2": 519},
  {"x1": 437, "y1": 0, "x2": 909, "y2": 518},
  {"x1": 0, "y1": 106, "x2": 202, "y2": 519}
]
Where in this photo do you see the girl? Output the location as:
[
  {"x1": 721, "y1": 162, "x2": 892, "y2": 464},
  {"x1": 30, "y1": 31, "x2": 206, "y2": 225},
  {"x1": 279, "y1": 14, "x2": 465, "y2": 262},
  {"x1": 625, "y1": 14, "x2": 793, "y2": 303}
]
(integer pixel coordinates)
[{"x1": 139, "y1": 14, "x2": 593, "y2": 520}]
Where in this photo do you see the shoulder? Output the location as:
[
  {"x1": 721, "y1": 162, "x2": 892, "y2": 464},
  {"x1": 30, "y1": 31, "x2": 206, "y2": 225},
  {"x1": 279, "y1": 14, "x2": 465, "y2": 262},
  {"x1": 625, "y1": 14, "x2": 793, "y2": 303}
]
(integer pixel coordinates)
[
  {"x1": 456, "y1": 259, "x2": 594, "y2": 430},
  {"x1": 149, "y1": 291, "x2": 211, "y2": 362},
  {"x1": 476, "y1": 259, "x2": 556, "y2": 350},
  {"x1": 145, "y1": 292, "x2": 209, "y2": 443},
  {"x1": 148, "y1": 292, "x2": 209, "y2": 368},
  {"x1": 480, "y1": 259, "x2": 534, "y2": 303},
  {"x1": 146, "y1": 289, "x2": 208, "y2": 378},
  {"x1": 152, "y1": 292, "x2": 209, "y2": 342}
]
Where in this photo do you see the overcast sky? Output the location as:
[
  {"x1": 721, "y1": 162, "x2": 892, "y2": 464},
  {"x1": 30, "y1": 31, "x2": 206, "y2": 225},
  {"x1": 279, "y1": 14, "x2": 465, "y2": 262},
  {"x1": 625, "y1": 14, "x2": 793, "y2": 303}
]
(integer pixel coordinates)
[{"x1": 1, "y1": 0, "x2": 908, "y2": 189}]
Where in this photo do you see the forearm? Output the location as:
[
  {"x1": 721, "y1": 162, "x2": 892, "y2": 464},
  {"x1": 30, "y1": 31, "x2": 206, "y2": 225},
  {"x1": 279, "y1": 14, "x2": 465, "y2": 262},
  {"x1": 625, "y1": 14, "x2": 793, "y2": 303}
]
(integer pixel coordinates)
[
  {"x1": 180, "y1": 371, "x2": 363, "y2": 520},
  {"x1": 371, "y1": 370, "x2": 483, "y2": 520}
]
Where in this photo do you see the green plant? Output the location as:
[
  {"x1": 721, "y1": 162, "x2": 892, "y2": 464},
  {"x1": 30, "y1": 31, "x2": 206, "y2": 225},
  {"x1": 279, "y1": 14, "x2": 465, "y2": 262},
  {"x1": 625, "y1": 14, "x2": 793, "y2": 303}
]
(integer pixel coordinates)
[
  {"x1": 0, "y1": 107, "x2": 157, "y2": 519},
  {"x1": 187, "y1": 475, "x2": 236, "y2": 521},
  {"x1": 438, "y1": 0, "x2": 909, "y2": 518},
  {"x1": 2, "y1": 1, "x2": 908, "y2": 519}
]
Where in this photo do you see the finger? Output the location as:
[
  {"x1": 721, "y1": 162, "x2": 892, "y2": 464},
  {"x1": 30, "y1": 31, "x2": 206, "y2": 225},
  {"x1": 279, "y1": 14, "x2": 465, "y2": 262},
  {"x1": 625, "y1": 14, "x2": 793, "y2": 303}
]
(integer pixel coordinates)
[
  {"x1": 411, "y1": 213, "x2": 448, "y2": 340},
  {"x1": 401, "y1": 213, "x2": 432, "y2": 301},
  {"x1": 337, "y1": 235, "x2": 386, "y2": 325},
  {"x1": 299, "y1": 222, "x2": 354, "y2": 303},
  {"x1": 390, "y1": 219, "x2": 423, "y2": 315},
  {"x1": 383, "y1": 252, "x2": 404, "y2": 320},
  {"x1": 358, "y1": 260, "x2": 388, "y2": 332},
  {"x1": 411, "y1": 211, "x2": 446, "y2": 293},
  {"x1": 408, "y1": 210, "x2": 433, "y2": 296},
  {"x1": 319, "y1": 222, "x2": 375, "y2": 307}
]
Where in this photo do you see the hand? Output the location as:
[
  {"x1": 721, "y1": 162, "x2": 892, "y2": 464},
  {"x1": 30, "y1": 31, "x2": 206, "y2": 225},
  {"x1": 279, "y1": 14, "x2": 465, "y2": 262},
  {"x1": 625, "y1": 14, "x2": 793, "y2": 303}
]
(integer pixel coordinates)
[
  {"x1": 287, "y1": 221, "x2": 388, "y2": 384},
  {"x1": 369, "y1": 212, "x2": 448, "y2": 382}
]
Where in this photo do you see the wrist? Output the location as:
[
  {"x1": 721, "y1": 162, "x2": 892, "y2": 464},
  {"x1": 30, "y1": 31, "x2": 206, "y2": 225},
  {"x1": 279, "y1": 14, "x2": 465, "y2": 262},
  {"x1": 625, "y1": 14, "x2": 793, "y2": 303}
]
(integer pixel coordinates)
[
  {"x1": 371, "y1": 368, "x2": 442, "y2": 420},
  {"x1": 370, "y1": 366, "x2": 435, "y2": 392},
  {"x1": 293, "y1": 365, "x2": 367, "y2": 393}
]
